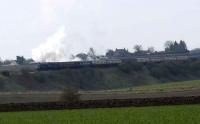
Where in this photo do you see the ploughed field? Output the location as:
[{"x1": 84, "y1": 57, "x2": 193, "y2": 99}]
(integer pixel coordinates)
[
  {"x1": 0, "y1": 104, "x2": 199, "y2": 124},
  {"x1": 0, "y1": 80, "x2": 200, "y2": 104}
]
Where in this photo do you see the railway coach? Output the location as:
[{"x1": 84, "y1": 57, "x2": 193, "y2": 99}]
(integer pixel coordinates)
[{"x1": 37, "y1": 59, "x2": 122, "y2": 71}]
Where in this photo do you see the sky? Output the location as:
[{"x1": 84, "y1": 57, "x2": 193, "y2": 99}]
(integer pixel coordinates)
[{"x1": 0, "y1": 0, "x2": 200, "y2": 61}]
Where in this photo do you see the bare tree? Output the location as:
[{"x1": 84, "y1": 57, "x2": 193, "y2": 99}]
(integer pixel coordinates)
[
  {"x1": 60, "y1": 87, "x2": 80, "y2": 103},
  {"x1": 133, "y1": 45, "x2": 143, "y2": 53},
  {"x1": 106, "y1": 49, "x2": 115, "y2": 57},
  {"x1": 70, "y1": 54, "x2": 76, "y2": 60},
  {"x1": 164, "y1": 41, "x2": 174, "y2": 50},
  {"x1": 76, "y1": 53, "x2": 88, "y2": 61},
  {"x1": 87, "y1": 47, "x2": 97, "y2": 60}
]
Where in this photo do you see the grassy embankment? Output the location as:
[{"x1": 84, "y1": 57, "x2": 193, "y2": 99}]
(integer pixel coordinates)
[
  {"x1": 0, "y1": 104, "x2": 199, "y2": 124},
  {"x1": 109, "y1": 80, "x2": 200, "y2": 93},
  {"x1": 1, "y1": 59, "x2": 200, "y2": 91}
]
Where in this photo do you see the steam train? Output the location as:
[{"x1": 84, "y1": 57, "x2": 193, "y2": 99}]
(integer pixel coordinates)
[
  {"x1": 1, "y1": 52, "x2": 200, "y2": 72},
  {"x1": 37, "y1": 59, "x2": 122, "y2": 71},
  {"x1": 37, "y1": 52, "x2": 200, "y2": 71}
]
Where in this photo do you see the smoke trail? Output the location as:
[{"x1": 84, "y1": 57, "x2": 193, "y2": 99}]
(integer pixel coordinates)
[
  {"x1": 31, "y1": 25, "x2": 92, "y2": 62},
  {"x1": 32, "y1": 26, "x2": 68, "y2": 62},
  {"x1": 31, "y1": 23, "x2": 108, "y2": 62}
]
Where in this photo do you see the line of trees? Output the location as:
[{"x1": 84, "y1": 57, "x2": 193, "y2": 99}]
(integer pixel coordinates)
[
  {"x1": 73, "y1": 40, "x2": 189, "y2": 61},
  {"x1": 165, "y1": 40, "x2": 188, "y2": 53},
  {"x1": 132, "y1": 40, "x2": 188, "y2": 53},
  {"x1": 106, "y1": 40, "x2": 189, "y2": 57}
]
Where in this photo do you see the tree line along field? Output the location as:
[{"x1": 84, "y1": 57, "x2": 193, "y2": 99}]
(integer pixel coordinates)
[{"x1": 0, "y1": 104, "x2": 199, "y2": 124}]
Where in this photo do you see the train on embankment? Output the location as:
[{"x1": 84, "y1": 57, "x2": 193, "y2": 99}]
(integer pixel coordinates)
[
  {"x1": 0, "y1": 59, "x2": 122, "y2": 72},
  {"x1": 37, "y1": 59, "x2": 122, "y2": 71},
  {"x1": 24, "y1": 52, "x2": 200, "y2": 71},
  {"x1": 36, "y1": 52, "x2": 200, "y2": 71},
  {"x1": 0, "y1": 52, "x2": 200, "y2": 72}
]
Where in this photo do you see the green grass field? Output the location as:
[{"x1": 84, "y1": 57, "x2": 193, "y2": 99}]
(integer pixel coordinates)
[
  {"x1": 108, "y1": 80, "x2": 200, "y2": 93},
  {"x1": 0, "y1": 104, "x2": 199, "y2": 124},
  {"x1": 132, "y1": 80, "x2": 200, "y2": 92}
]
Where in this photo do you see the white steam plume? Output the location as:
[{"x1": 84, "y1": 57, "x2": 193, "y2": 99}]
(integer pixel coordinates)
[
  {"x1": 31, "y1": 26, "x2": 96, "y2": 62},
  {"x1": 32, "y1": 26, "x2": 68, "y2": 62}
]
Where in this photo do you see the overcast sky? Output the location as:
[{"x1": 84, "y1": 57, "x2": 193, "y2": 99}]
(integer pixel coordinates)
[{"x1": 0, "y1": 0, "x2": 200, "y2": 60}]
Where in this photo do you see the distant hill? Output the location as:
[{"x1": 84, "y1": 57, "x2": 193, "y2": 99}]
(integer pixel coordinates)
[{"x1": 0, "y1": 59, "x2": 200, "y2": 92}]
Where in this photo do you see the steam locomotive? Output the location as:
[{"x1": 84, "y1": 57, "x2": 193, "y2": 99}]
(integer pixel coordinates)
[{"x1": 37, "y1": 59, "x2": 122, "y2": 71}]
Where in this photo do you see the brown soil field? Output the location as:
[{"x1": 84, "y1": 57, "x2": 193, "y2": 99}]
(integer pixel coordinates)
[
  {"x1": 0, "y1": 89, "x2": 199, "y2": 104},
  {"x1": 0, "y1": 89, "x2": 199, "y2": 112},
  {"x1": 0, "y1": 96, "x2": 199, "y2": 112}
]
